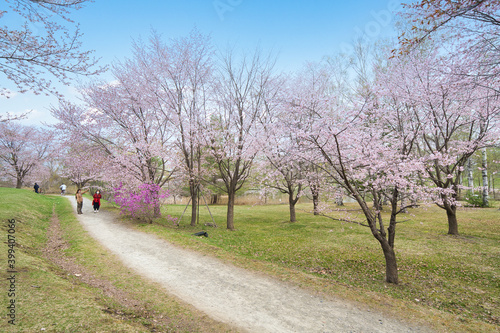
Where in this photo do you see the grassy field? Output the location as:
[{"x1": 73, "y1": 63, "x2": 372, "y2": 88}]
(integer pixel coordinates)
[
  {"x1": 1, "y1": 187, "x2": 498, "y2": 332},
  {"x1": 122, "y1": 200, "x2": 500, "y2": 333},
  {"x1": 0, "y1": 187, "x2": 235, "y2": 332}
]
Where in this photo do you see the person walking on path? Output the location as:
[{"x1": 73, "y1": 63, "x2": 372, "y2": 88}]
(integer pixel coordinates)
[
  {"x1": 60, "y1": 184, "x2": 67, "y2": 195},
  {"x1": 92, "y1": 190, "x2": 102, "y2": 213},
  {"x1": 75, "y1": 188, "x2": 89, "y2": 214},
  {"x1": 34, "y1": 183, "x2": 39, "y2": 193}
]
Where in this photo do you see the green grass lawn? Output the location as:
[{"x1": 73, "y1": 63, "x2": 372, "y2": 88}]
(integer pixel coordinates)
[
  {"x1": 0, "y1": 188, "x2": 143, "y2": 332},
  {"x1": 2, "y1": 186, "x2": 498, "y2": 332},
  {"x1": 125, "y1": 200, "x2": 500, "y2": 333},
  {"x1": 0, "y1": 188, "x2": 235, "y2": 332}
]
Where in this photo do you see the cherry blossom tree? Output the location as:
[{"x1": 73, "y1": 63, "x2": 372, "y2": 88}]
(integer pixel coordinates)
[
  {"x1": 131, "y1": 29, "x2": 215, "y2": 226},
  {"x1": 258, "y1": 132, "x2": 305, "y2": 222},
  {"x1": 282, "y1": 62, "x2": 338, "y2": 215},
  {"x1": 298, "y1": 91, "x2": 427, "y2": 284},
  {"x1": 283, "y1": 54, "x2": 431, "y2": 284},
  {"x1": 304, "y1": 163, "x2": 325, "y2": 214},
  {"x1": 400, "y1": 0, "x2": 500, "y2": 48},
  {"x1": 51, "y1": 57, "x2": 177, "y2": 215},
  {"x1": 257, "y1": 71, "x2": 323, "y2": 222},
  {"x1": 378, "y1": 46, "x2": 500, "y2": 235},
  {"x1": 204, "y1": 49, "x2": 277, "y2": 230},
  {"x1": 59, "y1": 141, "x2": 105, "y2": 188},
  {"x1": 399, "y1": 0, "x2": 500, "y2": 94},
  {"x1": 0, "y1": 121, "x2": 53, "y2": 188},
  {"x1": 0, "y1": 0, "x2": 104, "y2": 97}
]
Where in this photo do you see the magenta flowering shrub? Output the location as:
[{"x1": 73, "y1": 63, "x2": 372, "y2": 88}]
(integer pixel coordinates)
[
  {"x1": 114, "y1": 183, "x2": 169, "y2": 222},
  {"x1": 166, "y1": 215, "x2": 179, "y2": 226}
]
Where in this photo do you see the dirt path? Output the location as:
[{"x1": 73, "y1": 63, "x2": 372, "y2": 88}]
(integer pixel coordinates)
[{"x1": 67, "y1": 196, "x2": 431, "y2": 333}]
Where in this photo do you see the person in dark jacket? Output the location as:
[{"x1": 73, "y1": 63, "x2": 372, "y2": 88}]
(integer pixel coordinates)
[
  {"x1": 34, "y1": 183, "x2": 39, "y2": 193},
  {"x1": 92, "y1": 190, "x2": 102, "y2": 213}
]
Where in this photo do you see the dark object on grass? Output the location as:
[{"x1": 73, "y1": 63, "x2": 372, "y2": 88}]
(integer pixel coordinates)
[{"x1": 193, "y1": 231, "x2": 208, "y2": 237}]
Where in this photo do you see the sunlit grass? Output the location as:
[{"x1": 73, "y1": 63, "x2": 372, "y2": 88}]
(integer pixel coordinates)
[
  {"x1": 0, "y1": 188, "x2": 144, "y2": 332},
  {"x1": 0, "y1": 188, "x2": 235, "y2": 332},
  {"x1": 128, "y1": 200, "x2": 500, "y2": 332}
]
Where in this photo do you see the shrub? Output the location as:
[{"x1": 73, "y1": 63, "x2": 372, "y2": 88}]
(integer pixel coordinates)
[
  {"x1": 113, "y1": 183, "x2": 169, "y2": 223},
  {"x1": 464, "y1": 191, "x2": 489, "y2": 207}
]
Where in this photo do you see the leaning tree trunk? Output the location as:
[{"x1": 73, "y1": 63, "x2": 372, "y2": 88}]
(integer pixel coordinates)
[{"x1": 357, "y1": 195, "x2": 399, "y2": 284}]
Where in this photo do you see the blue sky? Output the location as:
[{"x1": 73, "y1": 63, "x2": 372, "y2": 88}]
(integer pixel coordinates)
[{"x1": 0, "y1": 0, "x2": 400, "y2": 126}]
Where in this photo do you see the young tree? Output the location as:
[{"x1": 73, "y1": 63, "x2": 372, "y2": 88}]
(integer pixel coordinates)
[
  {"x1": 258, "y1": 135, "x2": 305, "y2": 223},
  {"x1": 256, "y1": 73, "x2": 309, "y2": 222},
  {"x1": 0, "y1": 122, "x2": 53, "y2": 188},
  {"x1": 285, "y1": 54, "x2": 429, "y2": 284},
  {"x1": 134, "y1": 29, "x2": 215, "y2": 226},
  {"x1": 305, "y1": 163, "x2": 326, "y2": 214},
  {"x1": 295, "y1": 90, "x2": 424, "y2": 284},
  {"x1": 281, "y1": 61, "x2": 339, "y2": 215},
  {"x1": 0, "y1": 0, "x2": 104, "y2": 96},
  {"x1": 205, "y1": 49, "x2": 277, "y2": 230}
]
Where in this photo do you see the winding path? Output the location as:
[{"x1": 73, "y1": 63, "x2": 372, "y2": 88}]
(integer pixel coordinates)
[{"x1": 68, "y1": 196, "x2": 431, "y2": 333}]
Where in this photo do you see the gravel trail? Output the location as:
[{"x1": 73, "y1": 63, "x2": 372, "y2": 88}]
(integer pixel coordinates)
[{"x1": 68, "y1": 196, "x2": 432, "y2": 333}]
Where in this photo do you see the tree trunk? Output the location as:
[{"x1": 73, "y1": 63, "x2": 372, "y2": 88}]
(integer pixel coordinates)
[
  {"x1": 153, "y1": 204, "x2": 161, "y2": 221},
  {"x1": 467, "y1": 158, "x2": 474, "y2": 190},
  {"x1": 288, "y1": 192, "x2": 297, "y2": 222},
  {"x1": 482, "y1": 148, "x2": 489, "y2": 207},
  {"x1": 357, "y1": 196, "x2": 399, "y2": 284},
  {"x1": 381, "y1": 241, "x2": 398, "y2": 284},
  {"x1": 227, "y1": 190, "x2": 235, "y2": 230},
  {"x1": 312, "y1": 192, "x2": 319, "y2": 215},
  {"x1": 446, "y1": 204, "x2": 459, "y2": 235},
  {"x1": 190, "y1": 196, "x2": 198, "y2": 226},
  {"x1": 16, "y1": 178, "x2": 22, "y2": 189},
  {"x1": 211, "y1": 193, "x2": 219, "y2": 204},
  {"x1": 152, "y1": 185, "x2": 162, "y2": 220},
  {"x1": 190, "y1": 185, "x2": 198, "y2": 227}
]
